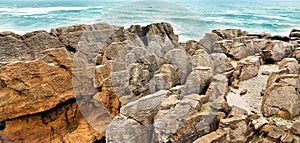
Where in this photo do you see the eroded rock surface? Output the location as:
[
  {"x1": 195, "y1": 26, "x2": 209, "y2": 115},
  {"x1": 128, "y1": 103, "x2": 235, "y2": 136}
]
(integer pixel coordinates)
[{"x1": 1, "y1": 23, "x2": 299, "y2": 143}]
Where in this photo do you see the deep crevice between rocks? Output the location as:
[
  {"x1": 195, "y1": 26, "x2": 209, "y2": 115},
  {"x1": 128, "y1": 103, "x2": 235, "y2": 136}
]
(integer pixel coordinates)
[
  {"x1": 199, "y1": 82, "x2": 211, "y2": 95},
  {"x1": 40, "y1": 98, "x2": 77, "y2": 125},
  {"x1": 0, "y1": 79, "x2": 6, "y2": 88},
  {"x1": 66, "y1": 45, "x2": 77, "y2": 53},
  {"x1": 59, "y1": 65, "x2": 68, "y2": 70},
  {"x1": 0, "y1": 121, "x2": 6, "y2": 130},
  {"x1": 93, "y1": 137, "x2": 106, "y2": 143},
  {"x1": 264, "y1": 58, "x2": 276, "y2": 64}
]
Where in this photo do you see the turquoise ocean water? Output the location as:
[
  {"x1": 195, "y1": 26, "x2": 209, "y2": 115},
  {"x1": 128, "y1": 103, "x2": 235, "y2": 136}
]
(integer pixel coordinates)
[{"x1": 1, "y1": 0, "x2": 300, "y2": 41}]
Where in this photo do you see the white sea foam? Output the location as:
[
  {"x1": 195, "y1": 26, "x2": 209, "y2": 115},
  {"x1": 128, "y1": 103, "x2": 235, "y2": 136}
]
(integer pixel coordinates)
[
  {"x1": 0, "y1": 6, "x2": 102, "y2": 16},
  {"x1": 225, "y1": 10, "x2": 239, "y2": 14}
]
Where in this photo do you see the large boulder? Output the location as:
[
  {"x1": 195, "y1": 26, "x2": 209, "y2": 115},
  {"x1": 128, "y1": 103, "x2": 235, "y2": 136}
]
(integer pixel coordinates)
[
  {"x1": 219, "y1": 115, "x2": 253, "y2": 142},
  {"x1": 165, "y1": 48, "x2": 192, "y2": 84},
  {"x1": 262, "y1": 41, "x2": 294, "y2": 63},
  {"x1": 181, "y1": 67, "x2": 213, "y2": 97},
  {"x1": 0, "y1": 32, "x2": 31, "y2": 62},
  {"x1": 278, "y1": 58, "x2": 299, "y2": 74},
  {"x1": 198, "y1": 33, "x2": 221, "y2": 54},
  {"x1": 51, "y1": 23, "x2": 121, "y2": 51},
  {"x1": 120, "y1": 90, "x2": 168, "y2": 125},
  {"x1": 150, "y1": 64, "x2": 180, "y2": 93},
  {"x1": 0, "y1": 59, "x2": 73, "y2": 121},
  {"x1": 262, "y1": 69, "x2": 300, "y2": 117},
  {"x1": 206, "y1": 74, "x2": 229, "y2": 102},
  {"x1": 0, "y1": 99, "x2": 103, "y2": 143},
  {"x1": 128, "y1": 22, "x2": 179, "y2": 46},
  {"x1": 153, "y1": 95, "x2": 217, "y2": 143},
  {"x1": 180, "y1": 40, "x2": 204, "y2": 56},
  {"x1": 23, "y1": 30, "x2": 64, "y2": 57},
  {"x1": 191, "y1": 49, "x2": 212, "y2": 69},
  {"x1": 212, "y1": 29, "x2": 248, "y2": 40},
  {"x1": 217, "y1": 39, "x2": 266, "y2": 60},
  {"x1": 106, "y1": 115, "x2": 152, "y2": 143},
  {"x1": 232, "y1": 56, "x2": 262, "y2": 82},
  {"x1": 210, "y1": 53, "x2": 234, "y2": 75}
]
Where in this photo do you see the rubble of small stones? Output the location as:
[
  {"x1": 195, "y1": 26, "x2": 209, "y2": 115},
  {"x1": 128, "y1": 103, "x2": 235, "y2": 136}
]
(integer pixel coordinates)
[{"x1": 0, "y1": 23, "x2": 299, "y2": 143}]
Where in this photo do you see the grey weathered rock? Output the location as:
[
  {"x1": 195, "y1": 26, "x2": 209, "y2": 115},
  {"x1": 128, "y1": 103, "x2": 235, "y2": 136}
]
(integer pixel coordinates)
[
  {"x1": 120, "y1": 90, "x2": 168, "y2": 125},
  {"x1": 291, "y1": 121, "x2": 300, "y2": 135},
  {"x1": 233, "y1": 56, "x2": 261, "y2": 82},
  {"x1": 228, "y1": 42, "x2": 260, "y2": 60},
  {"x1": 267, "y1": 125, "x2": 286, "y2": 141},
  {"x1": 279, "y1": 58, "x2": 299, "y2": 74},
  {"x1": 128, "y1": 54, "x2": 167, "y2": 96},
  {"x1": 210, "y1": 53, "x2": 234, "y2": 75},
  {"x1": 219, "y1": 115, "x2": 253, "y2": 143},
  {"x1": 0, "y1": 32, "x2": 31, "y2": 62},
  {"x1": 206, "y1": 74, "x2": 229, "y2": 102},
  {"x1": 153, "y1": 93, "x2": 212, "y2": 142},
  {"x1": 262, "y1": 41, "x2": 294, "y2": 63},
  {"x1": 149, "y1": 64, "x2": 180, "y2": 93},
  {"x1": 160, "y1": 94, "x2": 179, "y2": 110},
  {"x1": 228, "y1": 105, "x2": 249, "y2": 117},
  {"x1": 165, "y1": 48, "x2": 192, "y2": 84},
  {"x1": 216, "y1": 38, "x2": 266, "y2": 60},
  {"x1": 128, "y1": 22, "x2": 179, "y2": 46},
  {"x1": 51, "y1": 23, "x2": 121, "y2": 51},
  {"x1": 23, "y1": 30, "x2": 64, "y2": 58},
  {"x1": 210, "y1": 96, "x2": 231, "y2": 113},
  {"x1": 191, "y1": 49, "x2": 212, "y2": 68},
  {"x1": 174, "y1": 112, "x2": 218, "y2": 143},
  {"x1": 181, "y1": 94, "x2": 203, "y2": 111},
  {"x1": 106, "y1": 115, "x2": 152, "y2": 143},
  {"x1": 154, "y1": 103, "x2": 196, "y2": 142},
  {"x1": 262, "y1": 70, "x2": 300, "y2": 117},
  {"x1": 198, "y1": 33, "x2": 221, "y2": 54},
  {"x1": 180, "y1": 40, "x2": 204, "y2": 56},
  {"x1": 154, "y1": 97, "x2": 218, "y2": 143},
  {"x1": 169, "y1": 85, "x2": 184, "y2": 95},
  {"x1": 212, "y1": 29, "x2": 248, "y2": 40},
  {"x1": 181, "y1": 67, "x2": 213, "y2": 97}
]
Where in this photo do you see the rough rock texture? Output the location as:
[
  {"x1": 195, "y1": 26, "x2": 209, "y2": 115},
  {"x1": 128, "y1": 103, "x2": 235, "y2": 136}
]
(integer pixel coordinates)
[
  {"x1": 0, "y1": 99, "x2": 104, "y2": 143},
  {"x1": 1, "y1": 23, "x2": 300, "y2": 143},
  {"x1": 206, "y1": 74, "x2": 229, "y2": 102},
  {"x1": 120, "y1": 90, "x2": 168, "y2": 125},
  {"x1": 0, "y1": 60, "x2": 73, "y2": 121},
  {"x1": 232, "y1": 56, "x2": 262, "y2": 87},
  {"x1": 261, "y1": 69, "x2": 300, "y2": 118},
  {"x1": 262, "y1": 41, "x2": 294, "y2": 63},
  {"x1": 193, "y1": 129, "x2": 228, "y2": 143},
  {"x1": 0, "y1": 31, "x2": 65, "y2": 63}
]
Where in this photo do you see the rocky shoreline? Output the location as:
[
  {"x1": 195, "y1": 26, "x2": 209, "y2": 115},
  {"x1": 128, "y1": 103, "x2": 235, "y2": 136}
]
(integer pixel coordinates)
[{"x1": 0, "y1": 22, "x2": 300, "y2": 143}]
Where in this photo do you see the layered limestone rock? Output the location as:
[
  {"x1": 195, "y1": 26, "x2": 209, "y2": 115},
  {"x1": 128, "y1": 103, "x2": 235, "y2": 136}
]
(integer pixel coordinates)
[{"x1": 1, "y1": 23, "x2": 300, "y2": 143}]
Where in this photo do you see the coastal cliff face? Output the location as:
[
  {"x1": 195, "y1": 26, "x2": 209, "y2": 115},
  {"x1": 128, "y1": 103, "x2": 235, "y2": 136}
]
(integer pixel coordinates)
[{"x1": 0, "y1": 23, "x2": 299, "y2": 143}]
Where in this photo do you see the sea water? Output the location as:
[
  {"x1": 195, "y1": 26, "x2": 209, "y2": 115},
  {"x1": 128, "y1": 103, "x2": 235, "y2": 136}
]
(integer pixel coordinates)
[{"x1": 1, "y1": 0, "x2": 300, "y2": 41}]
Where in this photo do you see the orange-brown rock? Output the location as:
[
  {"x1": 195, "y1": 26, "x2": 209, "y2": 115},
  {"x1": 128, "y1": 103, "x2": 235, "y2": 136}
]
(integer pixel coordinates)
[
  {"x1": 0, "y1": 99, "x2": 103, "y2": 143},
  {"x1": 0, "y1": 60, "x2": 73, "y2": 121}
]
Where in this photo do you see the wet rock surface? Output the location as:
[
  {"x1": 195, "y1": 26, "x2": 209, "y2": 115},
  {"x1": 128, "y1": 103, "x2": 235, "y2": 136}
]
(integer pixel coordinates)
[{"x1": 0, "y1": 23, "x2": 299, "y2": 143}]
